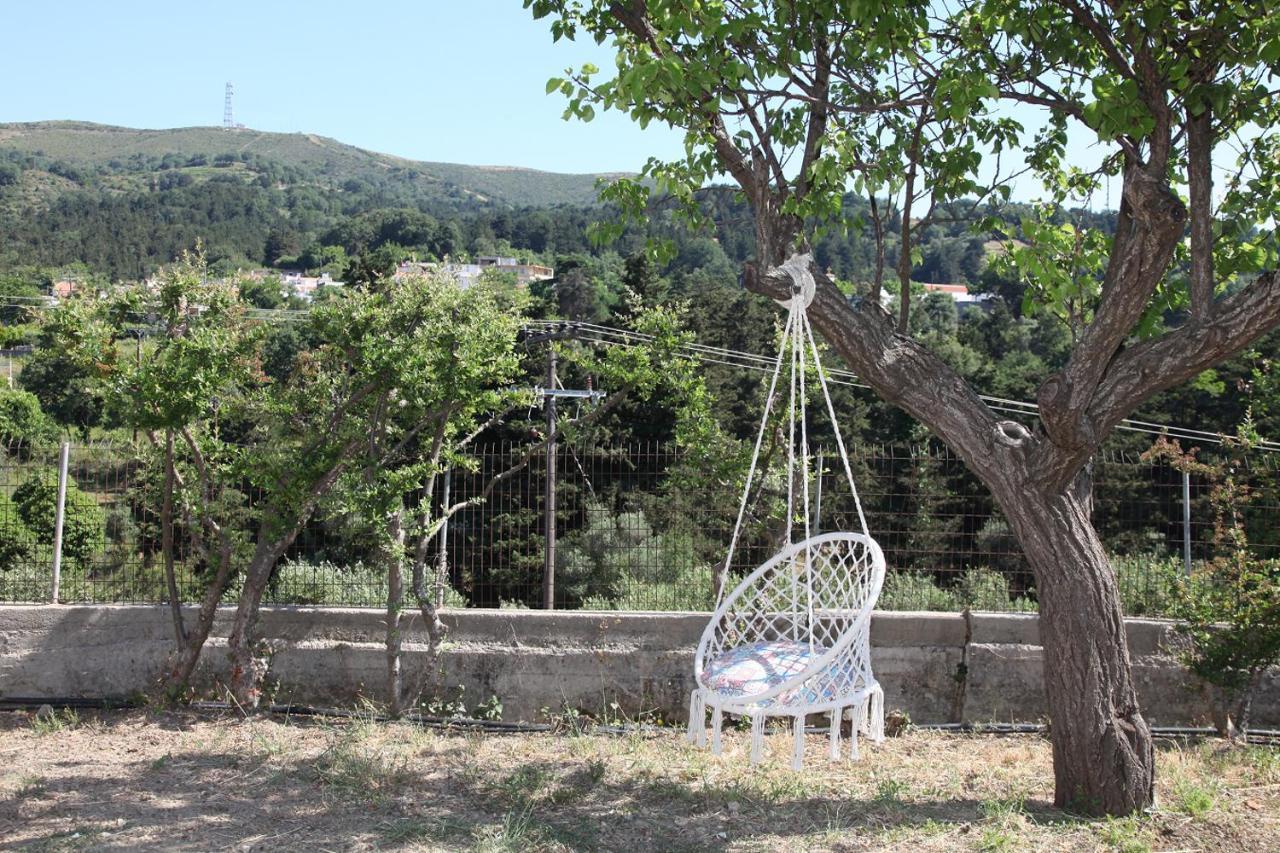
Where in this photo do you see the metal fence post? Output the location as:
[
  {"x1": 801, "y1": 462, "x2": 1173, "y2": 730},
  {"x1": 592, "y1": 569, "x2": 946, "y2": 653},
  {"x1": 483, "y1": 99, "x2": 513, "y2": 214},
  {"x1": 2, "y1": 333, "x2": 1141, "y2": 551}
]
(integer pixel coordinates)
[
  {"x1": 50, "y1": 440, "x2": 70, "y2": 604},
  {"x1": 543, "y1": 348, "x2": 557, "y2": 610},
  {"x1": 1182, "y1": 469, "x2": 1193, "y2": 576}
]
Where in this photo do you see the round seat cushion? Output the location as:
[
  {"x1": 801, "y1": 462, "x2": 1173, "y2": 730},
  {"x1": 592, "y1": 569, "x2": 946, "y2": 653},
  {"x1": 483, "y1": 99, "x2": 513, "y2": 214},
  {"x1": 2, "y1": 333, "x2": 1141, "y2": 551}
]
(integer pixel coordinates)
[{"x1": 701, "y1": 639, "x2": 826, "y2": 701}]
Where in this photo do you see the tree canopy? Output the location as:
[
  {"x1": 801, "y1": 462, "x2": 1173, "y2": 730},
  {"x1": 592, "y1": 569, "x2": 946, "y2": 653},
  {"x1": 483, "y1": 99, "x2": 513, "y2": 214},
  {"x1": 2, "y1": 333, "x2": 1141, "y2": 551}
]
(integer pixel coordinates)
[{"x1": 528, "y1": 0, "x2": 1280, "y2": 817}]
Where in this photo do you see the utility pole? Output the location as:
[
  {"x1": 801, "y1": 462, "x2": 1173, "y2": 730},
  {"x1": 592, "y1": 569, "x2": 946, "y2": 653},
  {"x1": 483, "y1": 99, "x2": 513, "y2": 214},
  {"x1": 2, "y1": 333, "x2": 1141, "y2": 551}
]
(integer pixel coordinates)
[{"x1": 520, "y1": 323, "x2": 606, "y2": 610}]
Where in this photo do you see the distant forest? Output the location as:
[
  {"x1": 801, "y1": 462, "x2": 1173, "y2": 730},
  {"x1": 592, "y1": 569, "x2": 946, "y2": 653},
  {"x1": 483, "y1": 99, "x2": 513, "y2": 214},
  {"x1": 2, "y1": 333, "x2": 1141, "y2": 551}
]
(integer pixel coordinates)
[{"x1": 0, "y1": 133, "x2": 1274, "y2": 459}]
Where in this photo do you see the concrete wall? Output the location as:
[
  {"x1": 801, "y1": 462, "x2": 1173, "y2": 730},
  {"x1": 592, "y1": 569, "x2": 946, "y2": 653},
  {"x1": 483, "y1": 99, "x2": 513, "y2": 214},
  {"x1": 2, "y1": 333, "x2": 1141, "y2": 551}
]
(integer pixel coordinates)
[{"x1": 1, "y1": 604, "x2": 1275, "y2": 726}]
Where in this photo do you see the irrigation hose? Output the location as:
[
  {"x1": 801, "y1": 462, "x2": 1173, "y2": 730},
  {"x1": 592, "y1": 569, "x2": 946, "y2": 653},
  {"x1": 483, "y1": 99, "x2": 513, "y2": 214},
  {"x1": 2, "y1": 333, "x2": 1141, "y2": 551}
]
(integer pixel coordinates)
[{"x1": 4, "y1": 697, "x2": 1279, "y2": 746}]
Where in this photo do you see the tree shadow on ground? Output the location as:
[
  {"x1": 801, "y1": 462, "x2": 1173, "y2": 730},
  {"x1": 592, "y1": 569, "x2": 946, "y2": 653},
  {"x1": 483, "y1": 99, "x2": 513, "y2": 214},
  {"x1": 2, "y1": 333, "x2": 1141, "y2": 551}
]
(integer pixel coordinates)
[{"x1": 1, "y1": 734, "x2": 1107, "y2": 852}]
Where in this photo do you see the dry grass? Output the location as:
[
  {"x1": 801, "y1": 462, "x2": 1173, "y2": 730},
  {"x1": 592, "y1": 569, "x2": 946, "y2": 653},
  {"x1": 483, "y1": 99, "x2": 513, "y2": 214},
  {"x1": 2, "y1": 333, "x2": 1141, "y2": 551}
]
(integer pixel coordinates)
[{"x1": 0, "y1": 709, "x2": 1276, "y2": 851}]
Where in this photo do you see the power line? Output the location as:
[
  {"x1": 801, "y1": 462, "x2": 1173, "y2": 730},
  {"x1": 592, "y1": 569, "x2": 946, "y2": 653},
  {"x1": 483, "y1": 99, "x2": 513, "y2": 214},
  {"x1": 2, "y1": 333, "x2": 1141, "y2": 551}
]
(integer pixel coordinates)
[
  {"x1": 2, "y1": 296, "x2": 1271, "y2": 452},
  {"x1": 525, "y1": 319, "x2": 1280, "y2": 453}
]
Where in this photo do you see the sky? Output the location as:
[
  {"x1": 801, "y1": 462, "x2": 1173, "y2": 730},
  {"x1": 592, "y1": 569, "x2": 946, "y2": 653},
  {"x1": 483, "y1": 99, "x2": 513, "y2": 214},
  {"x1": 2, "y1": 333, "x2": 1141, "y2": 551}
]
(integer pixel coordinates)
[
  {"x1": 0, "y1": 0, "x2": 685, "y2": 174},
  {"x1": 1, "y1": 0, "x2": 1144, "y2": 208}
]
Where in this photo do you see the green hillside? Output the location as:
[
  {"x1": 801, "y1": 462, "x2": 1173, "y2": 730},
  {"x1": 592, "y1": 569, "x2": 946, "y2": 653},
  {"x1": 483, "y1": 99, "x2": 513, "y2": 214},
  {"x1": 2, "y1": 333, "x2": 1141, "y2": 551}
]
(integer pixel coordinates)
[
  {"x1": 0, "y1": 121, "x2": 630, "y2": 278},
  {"x1": 0, "y1": 121, "x2": 615, "y2": 208}
]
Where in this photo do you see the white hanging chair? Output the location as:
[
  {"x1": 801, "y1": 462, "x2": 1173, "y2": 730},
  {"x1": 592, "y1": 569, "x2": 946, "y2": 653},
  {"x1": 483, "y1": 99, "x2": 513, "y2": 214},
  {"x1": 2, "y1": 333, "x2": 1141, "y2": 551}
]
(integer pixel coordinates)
[{"x1": 688, "y1": 260, "x2": 887, "y2": 768}]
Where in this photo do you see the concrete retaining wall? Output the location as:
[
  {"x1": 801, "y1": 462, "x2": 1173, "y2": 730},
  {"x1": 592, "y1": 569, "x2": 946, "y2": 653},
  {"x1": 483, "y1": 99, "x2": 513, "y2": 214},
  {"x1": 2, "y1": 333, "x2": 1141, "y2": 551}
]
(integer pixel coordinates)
[{"x1": 1, "y1": 604, "x2": 1275, "y2": 726}]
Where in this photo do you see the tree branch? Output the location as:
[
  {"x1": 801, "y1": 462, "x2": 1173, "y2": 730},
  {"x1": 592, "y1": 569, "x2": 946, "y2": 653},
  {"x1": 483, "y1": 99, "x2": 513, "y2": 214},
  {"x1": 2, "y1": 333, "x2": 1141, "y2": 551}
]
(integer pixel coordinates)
[
  {"x1": 1036, "y1": 164, "x2": 1186, "y2": 458},
  {"x1": 1187, "y1": 106, "x2": 1215, "y2": 319},
  {"x1": 1041, "y1": 270, "x2": 1280, "y2": 483},
  {"x1": 744, "y1": 258, "x2": 1015, "y2": 487}
]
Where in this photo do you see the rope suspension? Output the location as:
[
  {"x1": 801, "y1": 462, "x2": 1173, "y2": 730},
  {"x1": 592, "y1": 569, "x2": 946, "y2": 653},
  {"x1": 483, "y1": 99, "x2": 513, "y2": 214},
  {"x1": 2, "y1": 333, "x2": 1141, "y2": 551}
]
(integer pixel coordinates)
[{"x1": 715, "y1": 264, "x2": 869, "y2": 610}]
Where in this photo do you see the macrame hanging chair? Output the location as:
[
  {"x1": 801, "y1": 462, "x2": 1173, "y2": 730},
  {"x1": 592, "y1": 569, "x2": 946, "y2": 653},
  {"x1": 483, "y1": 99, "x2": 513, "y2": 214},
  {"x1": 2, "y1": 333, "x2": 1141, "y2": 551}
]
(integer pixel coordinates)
[{"x1": 688, "y1": 257, "x2": 887, "y2": 769}]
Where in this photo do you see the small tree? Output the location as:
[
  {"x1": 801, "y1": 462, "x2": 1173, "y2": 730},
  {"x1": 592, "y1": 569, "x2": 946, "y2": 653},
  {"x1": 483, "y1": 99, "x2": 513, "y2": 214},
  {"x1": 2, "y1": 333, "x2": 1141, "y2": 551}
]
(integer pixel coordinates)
[
  {"x1": 1144, "y1": 432, "x2": 1280, "y2": 738},
  {"x1": 0, "y1": 388, "x2": 59, "y2": 455}
]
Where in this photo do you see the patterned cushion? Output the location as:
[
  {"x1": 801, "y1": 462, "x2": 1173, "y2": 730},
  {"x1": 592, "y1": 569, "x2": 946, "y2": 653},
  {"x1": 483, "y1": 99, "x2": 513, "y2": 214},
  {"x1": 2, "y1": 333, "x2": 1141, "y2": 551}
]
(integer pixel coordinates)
[{"x1": 702, "y1": 640, "x2": 826, "y2": 702}]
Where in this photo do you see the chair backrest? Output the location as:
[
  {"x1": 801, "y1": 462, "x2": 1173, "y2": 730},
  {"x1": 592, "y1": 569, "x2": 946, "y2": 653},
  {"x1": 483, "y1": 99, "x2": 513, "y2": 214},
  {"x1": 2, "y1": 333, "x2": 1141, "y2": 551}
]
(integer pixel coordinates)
[{"x1": 695, "y1": 532, "x2": 886, "y2": 681}]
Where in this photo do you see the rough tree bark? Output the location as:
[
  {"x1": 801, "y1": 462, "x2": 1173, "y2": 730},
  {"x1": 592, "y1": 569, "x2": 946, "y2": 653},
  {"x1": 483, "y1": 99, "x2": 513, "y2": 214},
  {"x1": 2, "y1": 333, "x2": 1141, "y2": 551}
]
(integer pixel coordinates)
[
  {"x1": 747, "y1": 254, "x2": 1280, "y2": 814},
  {"x1": 995, "y1": 462, "x2": 1154, "y2": 814}
]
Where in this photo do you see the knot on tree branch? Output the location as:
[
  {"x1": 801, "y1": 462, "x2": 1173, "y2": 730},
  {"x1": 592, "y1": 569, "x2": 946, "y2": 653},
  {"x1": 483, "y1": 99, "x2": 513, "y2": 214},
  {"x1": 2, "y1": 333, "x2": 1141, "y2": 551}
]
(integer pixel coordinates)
[{"x1": 993, "y1": 420, "x2": 1033, "y2": 449}]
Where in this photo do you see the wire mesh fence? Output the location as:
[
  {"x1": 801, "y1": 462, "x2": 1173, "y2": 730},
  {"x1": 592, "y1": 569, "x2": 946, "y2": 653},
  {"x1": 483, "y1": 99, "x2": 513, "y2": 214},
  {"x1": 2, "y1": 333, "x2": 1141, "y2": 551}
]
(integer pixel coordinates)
[{"x1": 1, "y1": 437, "x2": 1276, "y2": 613}]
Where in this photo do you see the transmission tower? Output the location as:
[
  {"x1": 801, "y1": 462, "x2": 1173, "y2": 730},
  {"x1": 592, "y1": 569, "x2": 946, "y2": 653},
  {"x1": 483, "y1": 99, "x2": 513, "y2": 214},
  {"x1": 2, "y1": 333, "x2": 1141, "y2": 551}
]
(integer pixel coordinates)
[{"x1": 223, "y1": 82, "x2": 234, "y2": 130}]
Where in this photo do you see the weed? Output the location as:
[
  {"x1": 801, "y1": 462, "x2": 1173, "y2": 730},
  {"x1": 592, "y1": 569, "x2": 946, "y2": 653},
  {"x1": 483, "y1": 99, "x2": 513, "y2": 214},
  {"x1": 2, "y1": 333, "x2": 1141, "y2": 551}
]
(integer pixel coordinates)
[
  {"x1": 498, "y1": 764, "x2": 549, "y2": 804},
  {"x1": 30, "y1": 707, "x2": 79, "y2": 736},
  {"x1": 312, "y1": 726, "x2": 409, "y2": 804},
  {"x1": 541, "y1": 702, "x2": 591, "y2": 735},
  {"x1": 1097, "y1": 815, "x2": 1152, "y2": 852},
  {"x1": 474, "y1": 694, "x2": 504, "y2": 721},
  {"x1": 979, "y1": 795, "x2": 1027, "y2": 821},
  {"x1": 1170, "y1": 777, "x2": 1216, "y2": 817},
  {"x1": 473, "y1": 802, "x2": 541, "y2": 853},
  {"x1": 979, "y1": 828, "x2": 1016, "y2": 852},
  {"x1": 16, "y1": 774, "x2": 47, "y2": 799},
  {"x1": 874, "y1": 777, "x2": 909, "y2": 803}
]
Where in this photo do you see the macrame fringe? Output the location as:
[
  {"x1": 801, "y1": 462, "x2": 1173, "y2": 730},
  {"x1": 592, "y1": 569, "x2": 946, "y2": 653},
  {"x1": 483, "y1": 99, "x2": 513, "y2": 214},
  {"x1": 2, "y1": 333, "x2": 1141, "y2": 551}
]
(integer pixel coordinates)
[
  {"x1": 791, "y1": 714, "x2": 806, "y2": 770},
  {"x1": 869, "y1": 685, "x2": 885, "y2": 742},
  {"x1": 828, "y1": 707, "x2": 842, "y2": 760},
  {"x1": 749, "y1": 712, "x2": 765, "y2": 765},
  {"x1": 687, "y1": 690, "x2": 705, "y2": 745}
]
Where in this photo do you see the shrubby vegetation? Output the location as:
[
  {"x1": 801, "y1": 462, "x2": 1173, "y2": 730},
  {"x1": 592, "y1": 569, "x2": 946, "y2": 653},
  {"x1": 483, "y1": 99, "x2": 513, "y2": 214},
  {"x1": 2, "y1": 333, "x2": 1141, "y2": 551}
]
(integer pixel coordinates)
[{"x1": 12, "y1": 472, "x2": 104, "y2": 567}]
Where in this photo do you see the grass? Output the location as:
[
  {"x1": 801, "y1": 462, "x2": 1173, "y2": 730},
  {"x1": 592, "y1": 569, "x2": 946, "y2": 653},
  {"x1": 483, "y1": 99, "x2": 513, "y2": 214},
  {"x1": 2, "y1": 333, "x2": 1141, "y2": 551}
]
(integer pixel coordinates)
[
  {"x1": 29, "y1": 707, "x2": 79, "y2": 736},
  {"x1": 1, "y1": 708, "x2": 1277, "y2": 851}
]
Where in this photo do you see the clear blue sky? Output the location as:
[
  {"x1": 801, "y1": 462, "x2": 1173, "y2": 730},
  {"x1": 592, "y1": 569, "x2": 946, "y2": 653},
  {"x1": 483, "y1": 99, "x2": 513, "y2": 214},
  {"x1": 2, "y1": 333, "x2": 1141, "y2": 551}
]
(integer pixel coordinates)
[
  {"x1": 4, "y1": 0, "x2": 1140, "y2": 208},
  {"x1": 1, "y1": 0, "x2": 685, "y2": 174}
]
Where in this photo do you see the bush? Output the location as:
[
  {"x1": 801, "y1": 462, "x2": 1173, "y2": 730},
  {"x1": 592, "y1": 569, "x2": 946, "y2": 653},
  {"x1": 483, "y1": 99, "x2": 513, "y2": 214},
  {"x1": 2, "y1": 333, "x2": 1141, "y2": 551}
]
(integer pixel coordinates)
[
  {"x1": 1111, "y1": 552, "x2": 1184, "y2": 617},
  {"x1": 581, "y1": 562, "x2": 716, "y2": 612},
  {"x1": 558, "y1": 502, "x2": 703, "y2": 608},
  {"x1": 269, "y1": 559, "x2": 467, "y2": 608},
  {"x1": 960, "y1": 567, "x2": 1037, "y2": 612},
  {"x1": 973, "y1": 517, "x2": 1023, "y2": 574},
  {"x1": 0, "y1": 492, "x2": 35, "y2": 573},
  {"x1": 879, "y1": 570, "x2": 961, "y2": 611},
  {"x1": 0, "y1": 388, "x2": 58, "y2": 454},
  {"x1": 13, "y1": 473, "x2": 105, "y2": 566}
]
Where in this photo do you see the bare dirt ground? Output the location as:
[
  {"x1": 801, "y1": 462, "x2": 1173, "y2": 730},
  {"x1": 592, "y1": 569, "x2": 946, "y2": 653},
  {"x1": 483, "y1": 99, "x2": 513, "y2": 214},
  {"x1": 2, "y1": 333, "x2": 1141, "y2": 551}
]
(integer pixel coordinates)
[{"x1": 0, "y1": 708, "x2": 1277, "y2": 852}]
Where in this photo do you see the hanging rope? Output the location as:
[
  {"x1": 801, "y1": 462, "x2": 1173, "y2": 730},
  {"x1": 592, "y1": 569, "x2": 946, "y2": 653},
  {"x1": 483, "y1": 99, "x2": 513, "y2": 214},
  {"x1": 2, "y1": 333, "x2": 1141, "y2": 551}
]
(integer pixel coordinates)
[
  {"x1": 715, "y1": 308, "x2": 795, "y2": 606},
  {"x1": 716, "y1": 269, "x2": 869, "y2": 609},
  {"x1": 801, "y1": 309, "x2": 869, "y2": 539}
]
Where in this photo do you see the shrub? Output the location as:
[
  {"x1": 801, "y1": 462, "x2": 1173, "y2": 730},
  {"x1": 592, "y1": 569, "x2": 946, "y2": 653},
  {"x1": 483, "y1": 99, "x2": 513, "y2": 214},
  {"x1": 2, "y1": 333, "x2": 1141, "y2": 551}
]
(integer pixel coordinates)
[
  {"x1": 0, "y1": 388, "x2": 58, "y2": 455},
  {"x1": 581, "y1": 562, "x2": 716, "y2": 612},
  {"x1": 957, "y1": 567, "x2": 1037, "y2": 612},
  {"x1": 12, "y1": 473, "x2": 105, "y2": 565},
  {"x1": 269, "y1": 559, "x2": 467, "y2": 608},
  {"x1": 0, "y1": 492, "x2": 35, "y2": 573},
  {"x1": 1145, "y1": 433, "x2": 1280, "y2": 735},
  {"x1": 973, "y1": 517, "x2": 1024, "y2": 574},
  {"x1": 1111, "y1": 552, "x2": 1184, "y2": 617},
  {"x1": 558, "y1": 502, "x2": 702, "y2": 608},
  {"x1": 878, "y1": 570, "x2": 960, "y2": 611}
]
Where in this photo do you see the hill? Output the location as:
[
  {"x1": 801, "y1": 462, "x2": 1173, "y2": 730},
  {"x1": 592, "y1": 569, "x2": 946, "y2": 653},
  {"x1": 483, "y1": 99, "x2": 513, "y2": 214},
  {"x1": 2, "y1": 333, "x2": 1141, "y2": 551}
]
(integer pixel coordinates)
[
  {"x1": 0, "y1": 121, "x2": 626, "y2": 278},
  {"x1": 0, "y1": 121, "x2": 617, "y2": 209}
]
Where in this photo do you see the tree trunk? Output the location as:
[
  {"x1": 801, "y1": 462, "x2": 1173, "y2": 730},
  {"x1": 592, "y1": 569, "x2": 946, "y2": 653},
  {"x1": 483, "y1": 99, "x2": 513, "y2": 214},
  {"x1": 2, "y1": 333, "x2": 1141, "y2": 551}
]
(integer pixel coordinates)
[
  {"x1": 996, "y1": 470, "x2": 1155, "y2": 816},
  {"x1": 226, "y1": 535, "x2": 289, "y2": 709},
  {"x1": 384, "y1": 509, "x2": 406, "y2": 716},
  {"x1": 164, "y1": 540, "x2": 235, "y2": 694},
  {"x1": 161, "y1": 430, "x2": 186, "y2": 649}
]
